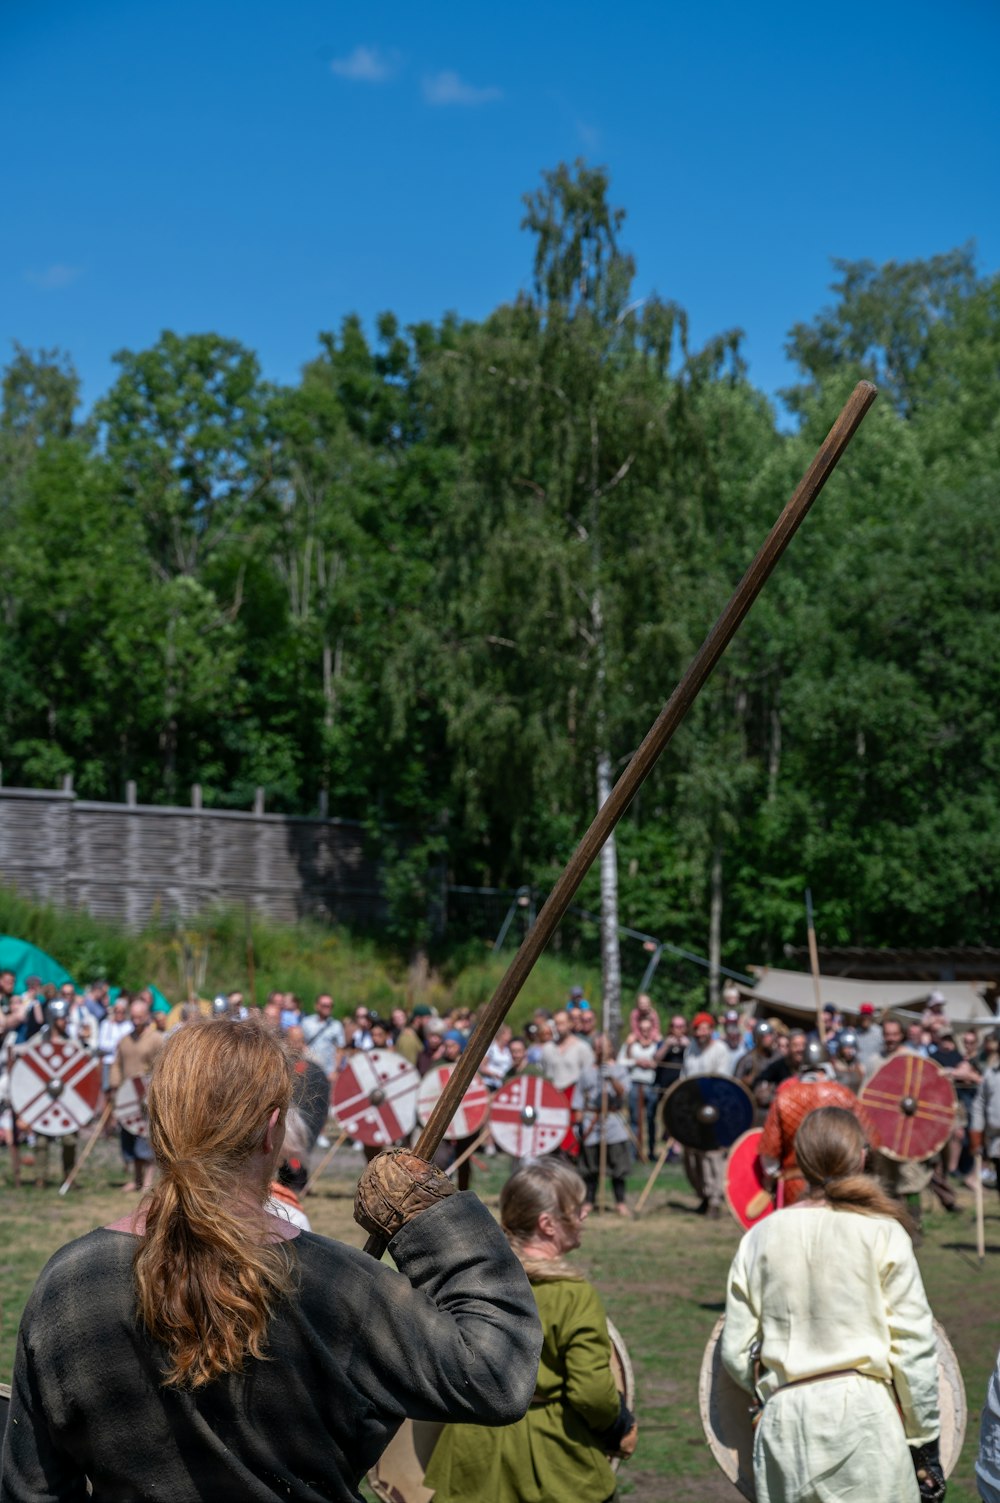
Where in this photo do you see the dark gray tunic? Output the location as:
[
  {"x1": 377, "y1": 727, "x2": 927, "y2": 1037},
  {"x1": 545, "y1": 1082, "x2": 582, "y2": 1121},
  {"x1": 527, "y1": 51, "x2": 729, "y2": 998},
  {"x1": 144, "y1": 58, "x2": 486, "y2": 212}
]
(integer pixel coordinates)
[{"x1": 0, "y1": 1195, "x2": 541, "y2": 1503}]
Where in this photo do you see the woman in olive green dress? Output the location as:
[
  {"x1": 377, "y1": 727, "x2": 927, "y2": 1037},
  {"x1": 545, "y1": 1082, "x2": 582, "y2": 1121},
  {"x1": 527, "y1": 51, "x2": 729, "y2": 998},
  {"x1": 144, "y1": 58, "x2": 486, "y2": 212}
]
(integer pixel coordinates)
[{"x1": 424, "y1": 1158, "x2": 637, "y2": 1503}]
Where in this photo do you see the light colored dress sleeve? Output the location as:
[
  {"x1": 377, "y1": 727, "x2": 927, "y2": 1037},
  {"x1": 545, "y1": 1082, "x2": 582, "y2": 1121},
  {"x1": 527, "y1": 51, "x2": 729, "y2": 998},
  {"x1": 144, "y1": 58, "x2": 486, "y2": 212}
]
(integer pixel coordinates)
[
  {"x1": 880, "y1": 1219, "x2": 939, "y2": 1445},
  {"x1": 721, "y1": 1239, "x2": 759, "y2": 1394}
]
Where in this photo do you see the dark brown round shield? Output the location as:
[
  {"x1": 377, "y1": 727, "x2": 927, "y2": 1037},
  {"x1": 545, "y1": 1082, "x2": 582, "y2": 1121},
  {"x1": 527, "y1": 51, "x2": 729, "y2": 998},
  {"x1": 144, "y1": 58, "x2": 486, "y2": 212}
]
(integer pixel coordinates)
[
  {"x1": 661, "y1": 1074, "x2": 754, "y2": 1152},
  {"x1": 859, "y1": 1053, "x2": 956, "y2": 1162},
  {"x1": 9, "y1": 1036, "x2": 101, "y2": 1137},
  {"x1": 332, "y1": 1049, "x2": 420, "y2": 1148},
  {"x1": 699, "y1": 1313, "x2": 966, "y2": 1498}
]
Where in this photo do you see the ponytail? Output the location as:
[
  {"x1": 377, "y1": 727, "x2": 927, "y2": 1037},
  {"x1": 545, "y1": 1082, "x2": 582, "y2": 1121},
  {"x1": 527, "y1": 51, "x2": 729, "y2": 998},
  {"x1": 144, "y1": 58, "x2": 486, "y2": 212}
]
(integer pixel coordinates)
[
  {"x1": 134, "y1": 1019, "x2": 294, "y2": 1388},
  {"x1": 794, "y1": 1106, "x2": 916, "y2": 1238}
]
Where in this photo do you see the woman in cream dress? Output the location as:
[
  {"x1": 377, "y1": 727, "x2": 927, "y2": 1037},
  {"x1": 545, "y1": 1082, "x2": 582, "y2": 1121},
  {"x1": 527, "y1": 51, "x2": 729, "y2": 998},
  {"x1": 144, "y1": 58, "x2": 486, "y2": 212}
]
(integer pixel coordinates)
[{"x1": 722, "y1": 1106, "x2": 943, "y2": 1503}]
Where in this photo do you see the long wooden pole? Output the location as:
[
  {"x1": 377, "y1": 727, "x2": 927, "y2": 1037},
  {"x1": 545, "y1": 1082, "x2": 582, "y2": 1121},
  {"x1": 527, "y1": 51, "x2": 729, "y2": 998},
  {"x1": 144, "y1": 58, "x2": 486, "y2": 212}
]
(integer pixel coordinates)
[
  {"x1": 975, "y1": 1152, "x2": 986, "y2": 1264},
  {"x1": 445, "y1": 1126, "x2": 491, "y2": 1179},
  {"x1": 59, "y1": 1099, "x2": 113, "y2": 1196},
  {"x1": 364, "y1": 381, "x2": 877, "y2": 1258},
  {"x1": 303, "y1": 1130, "x2": 348, "y2": 1196},
  {"x1": 805, "y1": 888, "x2": 826, "y2": 1045}
]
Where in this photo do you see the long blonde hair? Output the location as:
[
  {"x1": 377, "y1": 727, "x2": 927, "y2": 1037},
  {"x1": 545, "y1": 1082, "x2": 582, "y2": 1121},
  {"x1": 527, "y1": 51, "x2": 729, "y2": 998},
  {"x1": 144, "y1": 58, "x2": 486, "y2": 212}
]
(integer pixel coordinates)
[
  {"x1": 134, "y1": 1018, "x2": 294, "y2": 1387},
  {"x1": 500, "y1": 1159, "x2": 587, "y2": 1283},
  {"x1": 794, "y1": 1106, "x2": 914, "y2": 1237}
]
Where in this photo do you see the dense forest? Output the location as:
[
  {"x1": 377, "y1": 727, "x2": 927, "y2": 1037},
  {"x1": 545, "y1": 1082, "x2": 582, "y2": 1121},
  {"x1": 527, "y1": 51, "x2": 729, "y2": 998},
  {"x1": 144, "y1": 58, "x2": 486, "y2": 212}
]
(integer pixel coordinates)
[{"x1": 2, "y1": 162, "x2": 998, "y2": 968}]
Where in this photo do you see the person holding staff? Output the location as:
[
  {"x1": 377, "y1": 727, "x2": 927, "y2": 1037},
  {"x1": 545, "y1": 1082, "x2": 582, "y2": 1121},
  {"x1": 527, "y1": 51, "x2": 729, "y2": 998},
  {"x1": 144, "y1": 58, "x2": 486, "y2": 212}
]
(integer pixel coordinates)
[
  {"x1": 722, "y1": 1106, "x2": 943, "y2": 1502},
  {"x1": 425, "y1": 1158, "x2": 636, "y2": 1502},
  {"x1": 1, "y1": 1017, "x2": 541, "y2": 1503}
]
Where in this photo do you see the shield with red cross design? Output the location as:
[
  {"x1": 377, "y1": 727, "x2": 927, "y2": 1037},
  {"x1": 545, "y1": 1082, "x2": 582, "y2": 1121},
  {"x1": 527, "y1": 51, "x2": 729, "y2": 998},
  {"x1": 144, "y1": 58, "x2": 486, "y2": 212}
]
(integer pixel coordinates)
[
  {"x1": 489, "y1": 1075, "x2": 570, "y2": 1159},
  {"x1": 114, "y1": 1076, "x2": 150, "y2": 1136},
  {"x1": 9, "y1": 1036, "x2": 101, "y2": 1137},
  {"x1": 416, "y1": 1064, "x2": 490, "y2": 1142},
  {"x1": 332, "y1": 1049, "x2": 420, "y2": 1148},
  {"x1": 859, "y1": 1051, "x2": 956, "y2": 1162}
]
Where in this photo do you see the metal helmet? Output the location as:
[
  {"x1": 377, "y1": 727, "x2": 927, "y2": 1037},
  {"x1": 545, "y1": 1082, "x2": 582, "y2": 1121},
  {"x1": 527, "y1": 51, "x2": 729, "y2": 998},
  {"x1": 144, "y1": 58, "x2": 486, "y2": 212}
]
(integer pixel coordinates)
[
  {"x1": 838, "y1": 1029, "x2": 859, "y2": 1053},
  {"x1": 212, "y1": 996, "x2": 229, "y2": 1017},
  {"x1": 800, "y1": 1039, "x2": 830, "y2": 1072},
  {"x1": 753, "y1": 1019, "x2": 773, "y2": 1046},
  {"x1": 46, "y1": 997, "x2": 70, "y2": 1022}
]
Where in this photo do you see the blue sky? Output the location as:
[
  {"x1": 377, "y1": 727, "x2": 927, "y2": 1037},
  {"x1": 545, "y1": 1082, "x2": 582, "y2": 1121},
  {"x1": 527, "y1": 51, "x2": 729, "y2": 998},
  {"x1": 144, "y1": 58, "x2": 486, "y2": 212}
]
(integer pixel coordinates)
[{"x1": 2, "y1": 0, "x2": 998, "y2": 418}]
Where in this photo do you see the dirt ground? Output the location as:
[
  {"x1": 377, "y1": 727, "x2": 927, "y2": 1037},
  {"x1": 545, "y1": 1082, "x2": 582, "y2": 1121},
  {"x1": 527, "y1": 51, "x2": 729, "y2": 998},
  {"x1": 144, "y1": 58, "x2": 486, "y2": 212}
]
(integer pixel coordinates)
[{"x1": 2, "y1": 1138, "x2": 998, "y2": 1501}]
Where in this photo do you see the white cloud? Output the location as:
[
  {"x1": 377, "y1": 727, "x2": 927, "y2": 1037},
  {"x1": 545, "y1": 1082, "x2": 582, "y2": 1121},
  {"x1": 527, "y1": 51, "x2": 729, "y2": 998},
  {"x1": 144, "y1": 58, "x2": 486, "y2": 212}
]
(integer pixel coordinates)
[
  {"x1": 24, "y1": 264, "x2": 82, "y2": 290},
  {"x1": 422, "y1": 70, "x2": 502, "y2": 107},
  {"x1": 330, "y1": 45, "x2": 399, "y2": 82},
  {"x1": 576, "y1": 119, "x2": 600, "y2": 149}
]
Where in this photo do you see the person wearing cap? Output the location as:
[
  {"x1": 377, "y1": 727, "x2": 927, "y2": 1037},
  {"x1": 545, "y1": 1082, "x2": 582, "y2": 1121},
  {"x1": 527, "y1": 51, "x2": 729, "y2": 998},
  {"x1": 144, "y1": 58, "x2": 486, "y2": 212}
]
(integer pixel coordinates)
[
  {"x1": 758, "y1": 1041, "x2": 881, "y2": 1205},
  {"x1": 854, "y1": 1001, "x2": 884, "y2": 1067},
  {"x1": 679, "y1": 1012, "x2": 732, "y2": 1217}
]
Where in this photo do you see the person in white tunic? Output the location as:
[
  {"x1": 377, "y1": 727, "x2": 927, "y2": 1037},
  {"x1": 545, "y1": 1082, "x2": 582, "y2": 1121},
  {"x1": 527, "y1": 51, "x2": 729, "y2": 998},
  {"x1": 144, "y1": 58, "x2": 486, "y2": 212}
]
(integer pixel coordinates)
[{"x1": 722, "y1": 1106, "x2": 943, "y2": 1503}]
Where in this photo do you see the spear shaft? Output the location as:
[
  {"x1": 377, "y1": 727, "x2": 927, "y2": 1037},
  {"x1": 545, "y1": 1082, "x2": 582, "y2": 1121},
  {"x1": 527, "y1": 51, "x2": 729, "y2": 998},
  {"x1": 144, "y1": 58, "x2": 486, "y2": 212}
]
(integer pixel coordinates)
[{"x1": 364, "y1": 380, "x2": 877, "y2": 1258}]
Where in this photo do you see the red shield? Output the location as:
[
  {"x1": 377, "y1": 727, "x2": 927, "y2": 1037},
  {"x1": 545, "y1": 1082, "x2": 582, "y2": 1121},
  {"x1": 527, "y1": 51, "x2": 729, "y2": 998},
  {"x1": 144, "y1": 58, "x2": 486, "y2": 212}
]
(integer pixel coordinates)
[
  {"x1": 114, "y1": 1076, "x2": 150, "y2": 1136},
  {"x1": 860, "y1": 1052, "x2": 956, "y2": 1161},
  {"x1": 332, "y1": 1049, "x2": 420, "y2": 1147},
  {"x1": 9, "y1": 1037, "x2": 101, "y2": 1136},
  {"x1": 490, "y1": 1076, "x2": 570, "y2": 1159},
  {"x1": 725, "y1": 1128, "x2": 777, "y2": 1230},
  {"x1": 416, "y1": 1065, "x2": 489, "y2": 1142}
]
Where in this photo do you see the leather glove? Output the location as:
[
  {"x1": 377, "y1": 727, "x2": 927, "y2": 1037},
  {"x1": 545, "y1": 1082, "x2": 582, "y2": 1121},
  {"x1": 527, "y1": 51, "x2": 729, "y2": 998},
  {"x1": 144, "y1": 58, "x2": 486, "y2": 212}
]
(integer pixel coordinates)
[
  {"x1": 911, "y1": 1439, "x2": 946, "y2": 1501},
  {"x1": 354, "y1": 1147, "x2": 456, "y2": 1242}
]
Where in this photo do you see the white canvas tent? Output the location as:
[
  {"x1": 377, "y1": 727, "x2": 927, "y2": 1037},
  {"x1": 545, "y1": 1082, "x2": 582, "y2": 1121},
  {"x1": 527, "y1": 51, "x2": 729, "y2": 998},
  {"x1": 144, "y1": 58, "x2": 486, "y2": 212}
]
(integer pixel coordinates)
[{"x1": 736, "y1": 968, "x2": 997, "y2": 1029}]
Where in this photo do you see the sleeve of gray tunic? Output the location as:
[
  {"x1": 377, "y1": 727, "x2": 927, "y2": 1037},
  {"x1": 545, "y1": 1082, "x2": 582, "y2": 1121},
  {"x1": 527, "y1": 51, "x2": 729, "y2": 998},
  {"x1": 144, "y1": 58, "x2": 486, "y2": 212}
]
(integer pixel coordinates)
[{"x1": 0, "y1": 1194, "x2": 542, "y2": 1503}]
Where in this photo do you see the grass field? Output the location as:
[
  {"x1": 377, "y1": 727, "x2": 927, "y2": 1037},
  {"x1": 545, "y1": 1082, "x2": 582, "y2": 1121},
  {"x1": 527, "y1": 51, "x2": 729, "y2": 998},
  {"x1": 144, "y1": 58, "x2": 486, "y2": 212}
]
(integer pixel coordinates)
[{"x1": 2, "y1": 1139, "x2": 998, "y2": 1501}]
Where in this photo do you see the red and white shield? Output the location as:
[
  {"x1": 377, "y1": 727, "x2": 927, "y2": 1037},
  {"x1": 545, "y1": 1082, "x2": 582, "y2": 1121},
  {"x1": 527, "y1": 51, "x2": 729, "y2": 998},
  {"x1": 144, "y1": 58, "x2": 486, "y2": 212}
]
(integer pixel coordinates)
[
  {"x1": 416, "y1": 1065, "x2": 490, "y2": 1142},
  {"x1": 9, "y1": 1037, "x2": 101, "y2": 1137},
  {"x1": 490, "y1": 1075, "x2": 569, "y2": 1159},
  {"x1": 115, "y1": 1076, "x2": 150, "y2": 1137},
  {"x1": 332, "y1": 1049, "x2": 420, "y2": 1147}
]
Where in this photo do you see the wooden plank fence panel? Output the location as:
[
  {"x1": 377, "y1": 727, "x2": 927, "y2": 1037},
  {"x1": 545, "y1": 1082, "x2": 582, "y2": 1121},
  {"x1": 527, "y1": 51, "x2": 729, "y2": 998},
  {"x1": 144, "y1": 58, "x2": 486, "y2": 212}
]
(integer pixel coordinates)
[{"x1": 0, "y1": 789, "x2": 391, "y2": 930}]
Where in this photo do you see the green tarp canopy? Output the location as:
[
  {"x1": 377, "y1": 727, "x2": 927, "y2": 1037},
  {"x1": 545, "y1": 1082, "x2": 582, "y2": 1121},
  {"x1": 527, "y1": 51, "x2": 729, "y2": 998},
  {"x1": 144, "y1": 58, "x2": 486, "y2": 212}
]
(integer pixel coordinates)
[
  {"x1": 0, "y1": 935, "x2": 74, "y2": 992},
  {"x1": 0, "y1": 936, "x2": 170, "y2": 1010}
]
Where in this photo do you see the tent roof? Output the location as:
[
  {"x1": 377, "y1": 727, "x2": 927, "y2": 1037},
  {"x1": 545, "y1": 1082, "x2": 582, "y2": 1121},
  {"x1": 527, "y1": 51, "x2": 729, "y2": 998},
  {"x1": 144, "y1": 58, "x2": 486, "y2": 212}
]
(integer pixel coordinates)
[
  {"x1": 0, "y1": 935, "x2": 74, "y2": 991},
  {"x1": 739, "y1": 967, "x2": 996, "y2": 1027}
]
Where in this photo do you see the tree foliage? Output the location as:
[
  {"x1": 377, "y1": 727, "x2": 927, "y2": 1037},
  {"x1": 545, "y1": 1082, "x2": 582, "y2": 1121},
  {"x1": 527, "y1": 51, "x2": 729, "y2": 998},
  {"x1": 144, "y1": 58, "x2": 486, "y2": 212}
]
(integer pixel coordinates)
[{"x1": 2, "y1": 165, "x2": 998, "y2": 966}]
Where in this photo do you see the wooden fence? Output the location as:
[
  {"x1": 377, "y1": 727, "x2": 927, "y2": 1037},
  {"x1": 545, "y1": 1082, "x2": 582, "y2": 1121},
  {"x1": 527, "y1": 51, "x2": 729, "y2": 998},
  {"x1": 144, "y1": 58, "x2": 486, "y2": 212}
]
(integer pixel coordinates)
[{"x1": 0, "y1": 785, "x2": 386, "y2": 929}]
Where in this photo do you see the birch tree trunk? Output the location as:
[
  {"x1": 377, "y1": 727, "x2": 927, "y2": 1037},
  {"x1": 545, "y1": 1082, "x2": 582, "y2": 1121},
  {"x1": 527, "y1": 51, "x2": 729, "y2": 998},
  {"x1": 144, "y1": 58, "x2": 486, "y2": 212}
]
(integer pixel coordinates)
[
  {"x1": 596, "y1": 744, "x2": 622, "y2": 1044},
  {"x1": 708, "y1": 840, "x2": 723, "y2": 1009}
]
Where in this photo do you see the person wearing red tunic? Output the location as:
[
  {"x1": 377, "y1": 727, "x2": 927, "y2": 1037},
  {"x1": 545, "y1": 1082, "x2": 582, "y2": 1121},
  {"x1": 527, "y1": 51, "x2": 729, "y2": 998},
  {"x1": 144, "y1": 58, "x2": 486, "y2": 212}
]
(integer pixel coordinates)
[{"x1": 758, "y1": 1046, "x2": 881, "y2": 1204}]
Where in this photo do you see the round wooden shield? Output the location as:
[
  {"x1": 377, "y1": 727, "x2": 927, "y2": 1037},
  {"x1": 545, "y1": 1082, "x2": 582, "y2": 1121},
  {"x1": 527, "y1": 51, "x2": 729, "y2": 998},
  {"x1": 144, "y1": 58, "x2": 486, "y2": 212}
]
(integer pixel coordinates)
[
  {"x1": 661, "y1": 1074, "x2": 754, "y2": 1152},
  {"x1": 9, "y1": 1036, "x2": 101, "y2": 1137},
  {"x1": 114, "y1": 1076, "x2": 149, "y2": 1136},
  {"x1": 699, "y1": 1313, "x2": 965, "y2": 1498},
  {"x1": 416, "y1": 1065, "x2": 490, "y2": 1142},
  {"x1": 367, "y1": 1317, "x2": 635, "y2": 1502},
  {"x1": 860, "y1": 1053, "x2": 956, "y2": 1162},
  {"x1": 725, "y1": 1129, "x2": 776, "y2": 1230},
  {"x1": 291, "y1": 1057, "x2": 331, "y2": 1149},
  {"x1": 332, "y1": 1049, "x2": 420, "y2": 1148},
  {"x1": 490, "y1": 1075, "x2": 570, "y2": 1159}
]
